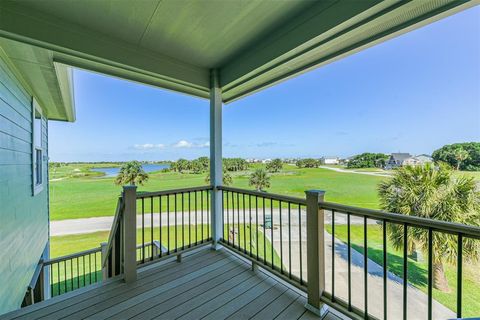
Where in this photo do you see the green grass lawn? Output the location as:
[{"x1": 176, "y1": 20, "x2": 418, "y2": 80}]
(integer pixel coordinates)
[
  {"x1": 326, "y1": 224, "x2": 480, "y2": 317},
  {"x1": 50, "y1": 166, "x2": 385, "y2": 220}
]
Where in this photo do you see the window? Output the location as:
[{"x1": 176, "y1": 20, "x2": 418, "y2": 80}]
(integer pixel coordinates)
[{"x1": 33, "y1": 99, "x2": 44, "y2": 195}]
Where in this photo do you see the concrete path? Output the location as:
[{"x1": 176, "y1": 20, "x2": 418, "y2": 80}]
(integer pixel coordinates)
[{"x1": 50, "y1": 209, "x2": 374, "y2": 236}]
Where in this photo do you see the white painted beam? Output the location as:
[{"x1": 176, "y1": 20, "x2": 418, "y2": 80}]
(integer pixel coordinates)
[{"x1": 210, "y1": 69, "x2": 223, "y2": 249}]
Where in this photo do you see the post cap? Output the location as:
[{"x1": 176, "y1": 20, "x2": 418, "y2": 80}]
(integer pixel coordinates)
[
  {"x1": 305, "y1": 190, "x2": 326, "y2": 196},
  {"x1": 123, "y1": 185, "x2": 137, "y2": 190}
]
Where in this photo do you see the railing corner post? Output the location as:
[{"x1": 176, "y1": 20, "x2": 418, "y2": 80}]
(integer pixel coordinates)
[
  {"x1": 305, "y1": 189, "x2": 326, "y2": 315},
  {"x1": 123, "y1": 185, "x2": 137, "y2": 283}
]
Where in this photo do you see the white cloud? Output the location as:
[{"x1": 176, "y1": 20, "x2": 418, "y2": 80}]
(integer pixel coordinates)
[
  {"x1": 133, "y1": 143, "x2": 165, "y2": 150},
  {"x1": 133, "y1": 140, "x2": 209, "y2": 150},
  {"x1": 173, "y1": 140, "x2": 209, "y2": 149}
]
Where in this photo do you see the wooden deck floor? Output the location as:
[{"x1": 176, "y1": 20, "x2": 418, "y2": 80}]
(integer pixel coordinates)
[{"x1": 1, "y1": 247, "x2": 345, "y2": 320}]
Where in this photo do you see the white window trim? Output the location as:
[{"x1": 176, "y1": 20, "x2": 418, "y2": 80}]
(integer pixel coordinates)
[{"x1": 32, "y1": 98, "x2": 44, "y2": 196}]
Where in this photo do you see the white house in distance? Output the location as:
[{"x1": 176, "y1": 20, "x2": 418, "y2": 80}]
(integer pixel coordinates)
[
  {"x1": 320, "y1": 157, "x2": 340, "y2": 165},
  {"x1": 386, "y1": 153, "x2": 433, "y2": 169}
]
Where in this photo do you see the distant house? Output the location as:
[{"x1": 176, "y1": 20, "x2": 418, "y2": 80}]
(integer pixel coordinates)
[
  {"x1": 385, "y1": 153, "x2": 433, "y2": 169},
  {"x1": 320, "y1": 157, "x2": 340, "y2": 165},
  {"x1": 404, "y1": 154, "x2": 433, "y2": 166}
]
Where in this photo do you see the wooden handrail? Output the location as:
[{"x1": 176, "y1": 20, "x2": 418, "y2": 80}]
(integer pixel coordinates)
[
  {"x1": 45, "y1": 247, "x2": 101, "y2": 265},
  {"x1": 137, "y1": 185, "x2": 213, "y2": 198},
  {"x1": 218, "y1": 185, "x2": 306, "y2": 205},
  {"x1": 319, "y1": 201, "x2": 480, "y2": 239}
]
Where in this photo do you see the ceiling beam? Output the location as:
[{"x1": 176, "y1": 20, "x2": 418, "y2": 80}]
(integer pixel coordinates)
[{"x1": 0, "y1": 1, "x2": 210, "y2": 99}]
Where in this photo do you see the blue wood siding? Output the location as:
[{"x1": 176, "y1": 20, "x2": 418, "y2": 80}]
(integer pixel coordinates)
[{"x1": 0, "y1": 55, "x2": 49, "y2": 314}]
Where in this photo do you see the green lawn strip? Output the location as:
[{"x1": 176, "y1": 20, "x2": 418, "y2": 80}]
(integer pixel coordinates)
[
  {"x1": 50, "y1": 167, "x2": 385, "y2": 220},
  {"x1": 326, "y1": 224, "x2": 480, "y2": 317}
]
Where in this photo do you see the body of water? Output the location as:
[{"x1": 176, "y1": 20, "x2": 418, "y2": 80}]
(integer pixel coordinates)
[{"x1": 91, "y1": 164, "x2": 170, "y2": 178}]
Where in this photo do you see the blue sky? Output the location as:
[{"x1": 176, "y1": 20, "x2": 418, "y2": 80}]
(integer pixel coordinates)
[{"x1": 49, "y1": 7, "x2": 480, "y2": 162}]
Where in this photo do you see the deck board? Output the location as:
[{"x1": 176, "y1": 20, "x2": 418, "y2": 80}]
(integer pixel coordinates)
[{"x1": 1, "y1": 246, "x2": 340, "y2": 320}]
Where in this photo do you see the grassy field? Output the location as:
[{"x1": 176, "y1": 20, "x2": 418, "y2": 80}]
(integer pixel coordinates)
[
  {"x1": 326, "y1": 224, "x2": 480, "y2": 317},
  {"x1": 50, "y1": 164, "x2": 386, "y2": 220}
]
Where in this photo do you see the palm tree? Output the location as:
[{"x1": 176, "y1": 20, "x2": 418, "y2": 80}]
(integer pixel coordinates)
[
  {"x1": 114, "y1": 161, "x2": 149, "y2": 186},
  {"x1": 249, "y1": 168, "x2": 271, "y2": 191},
  {"x1": 204, "y1": 170, "x2": 233, "y2": 186},
  {"x1": 453, "y1": 148, "x2": 469, "y2": 170},
  {"x1": 378, "y1": 163, "x2": 480, "y2": 292}
]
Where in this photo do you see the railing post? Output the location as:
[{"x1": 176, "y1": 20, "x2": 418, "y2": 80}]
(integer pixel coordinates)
[
  {"x1": 100, "y1": 242, "x2": 108, "y2": 281},
  {"x1": 305, "y1": 190, "x2": 326, "y2": 315},
  {"x1": 123, "y1": 185, "x2": 137, "y2": 283},
  {"x1": 210, "y1": 69, "x2": 223, "y2": 250}
]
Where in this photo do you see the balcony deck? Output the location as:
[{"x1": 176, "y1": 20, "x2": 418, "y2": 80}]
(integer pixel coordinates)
[{"x1": 1, "y1": 246, "x2": 344, "y2": 320}]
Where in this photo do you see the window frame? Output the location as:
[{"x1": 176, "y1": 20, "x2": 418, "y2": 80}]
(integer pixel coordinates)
[{"x1": 32, "y1": 98, "x2": 44, "y2": 195}]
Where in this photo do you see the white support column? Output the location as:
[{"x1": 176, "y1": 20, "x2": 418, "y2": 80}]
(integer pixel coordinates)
[
  {"x1": 123, "y1": 185, "x2": 137, "y2": 283},
  {"x1": 305, "y1": 189, "x2": 326, "y2": 315},
  {"x1": 210, "y1": 69, "x2": 223, "y2": 250}
]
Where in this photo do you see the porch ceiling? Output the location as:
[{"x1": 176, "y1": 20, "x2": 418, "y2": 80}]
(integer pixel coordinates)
[{"x1": 0, "y1": 0, "x2": 476, "y2": 114}]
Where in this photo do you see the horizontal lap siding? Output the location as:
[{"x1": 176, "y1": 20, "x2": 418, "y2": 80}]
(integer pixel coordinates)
[{"x1": 0, "y1": 55, "x2": 49, "y2": 315}]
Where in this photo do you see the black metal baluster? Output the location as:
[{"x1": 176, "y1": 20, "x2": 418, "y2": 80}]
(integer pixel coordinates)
[
  {"x1": 263, "y1": 197, "x2": 266, "y2": 263},
  {"x1": 182, "y1": 192, "x2": 185, "y2": 250},
  {"x1": 89, "y1": 253, "x2": 92, "y2": 284},
  {"x1": 150, "y1": 197, "x2": 154, "y2": 260},
  {"x1": 167, "y1": 195, "x2": 170, "y2": 254},
  {"x1": 403, "y1": 224, "x2": 408, "y2": 320},
  {"x1": 279, "y1": 201, "x2": 283, "y2": 274},
  {"x1": 237, "y1": 192, "x2": 241, "y2": 248},
  {"x1": 348, "y1": 213, "x2": 352, "y2": 311},
  {"x1": 142, "y1": 197, "x2": 145, "y2": 263},
  {"x1": 174, "y1": 193, "x2": 178, "y2": 252},
  {"x1": 83, "y1": 255, "x2": 86, "y2": 286},
  {"x1": 271, "y1": 198, "x2": 274, "y2": 268},
  {"x1": 428, "y1": 228, "x2": 433, "y2": 320},
  {"x1": 207, "y1": 190, "x2": 210, "y2": 239},
  {"x1": 201, "y1": 190, "x2": 204, "y2": 242},
  {"x1": 299, "y1": 205, "x2": 303, "y2": 284},
  {"x1": 195, "y1": 191, "x2": 198, "y2": 245},
  {"x1": 159, "y1": 196, "x2": 162, "y2": 258},
  {"x1": 256, "y1": 196, "x2": 259, "y2": 260},
  {"x1": 226, "y1": 191, "x2": 230, "y2": 245},
  {"x1": 287, "y1": 202, "x2": 292, "y2": 278},
  {"x1": 77, "y1": 258, "x2": 79, "y2": 289},
  {"x1": 364, "y1": 216, "x2": 368, "y2": 318},
  {"x1": 63, "y1": 260, "x2": 67, "y2": 293},
  {"x1": 57, "y1": 262, "x2": 60, "y2": 295},
  {"x1": 188, "y1": 192, "x2": 191, "y2": 248},
  {"x1": 249, "y1": 195, "x2": 252, "y2": 256},
  {"x1": 243, "y1": 194, "x2": 246, "y2": 253},
  {"x1": 457, "y1": 234, "x2": 463, "y2": 318},
  {"x1": 94, "y1": 251, "x2": 97, "y2": 283},
  {"x1": 383, "y1": 220, "x2": 387, "y2": 320},
  {"x1": 332, "y1": 209, "x2": 335, "y2": 302},
  {"x1": 71, "y1": 257, "x2": 74, "y2": 290},
  {"x1": 232, "y1": 192, "x2": 236, "y2": 247}
]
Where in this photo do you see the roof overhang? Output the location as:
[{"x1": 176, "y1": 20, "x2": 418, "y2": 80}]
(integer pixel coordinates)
[
  {"x1": 0, "y1": 0, "x2": 476, "y2": 111},
  {"x1": 0, "y1": 37, "x2": 75, "y2": 121}
]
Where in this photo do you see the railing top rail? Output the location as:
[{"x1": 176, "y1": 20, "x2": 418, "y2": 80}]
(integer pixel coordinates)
[
  {"x1": 321, "y1": 201, "x2": 480, "y2": 239},
  {"x1": 218, "y1": 186, "x2": 306, "y2": 205},
  {"x1": 45, "y1": 247, "x2": 102, "y2": 265},
  {"x1": 136, "y1": 185, "x2": 213, "y2": 198}
]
